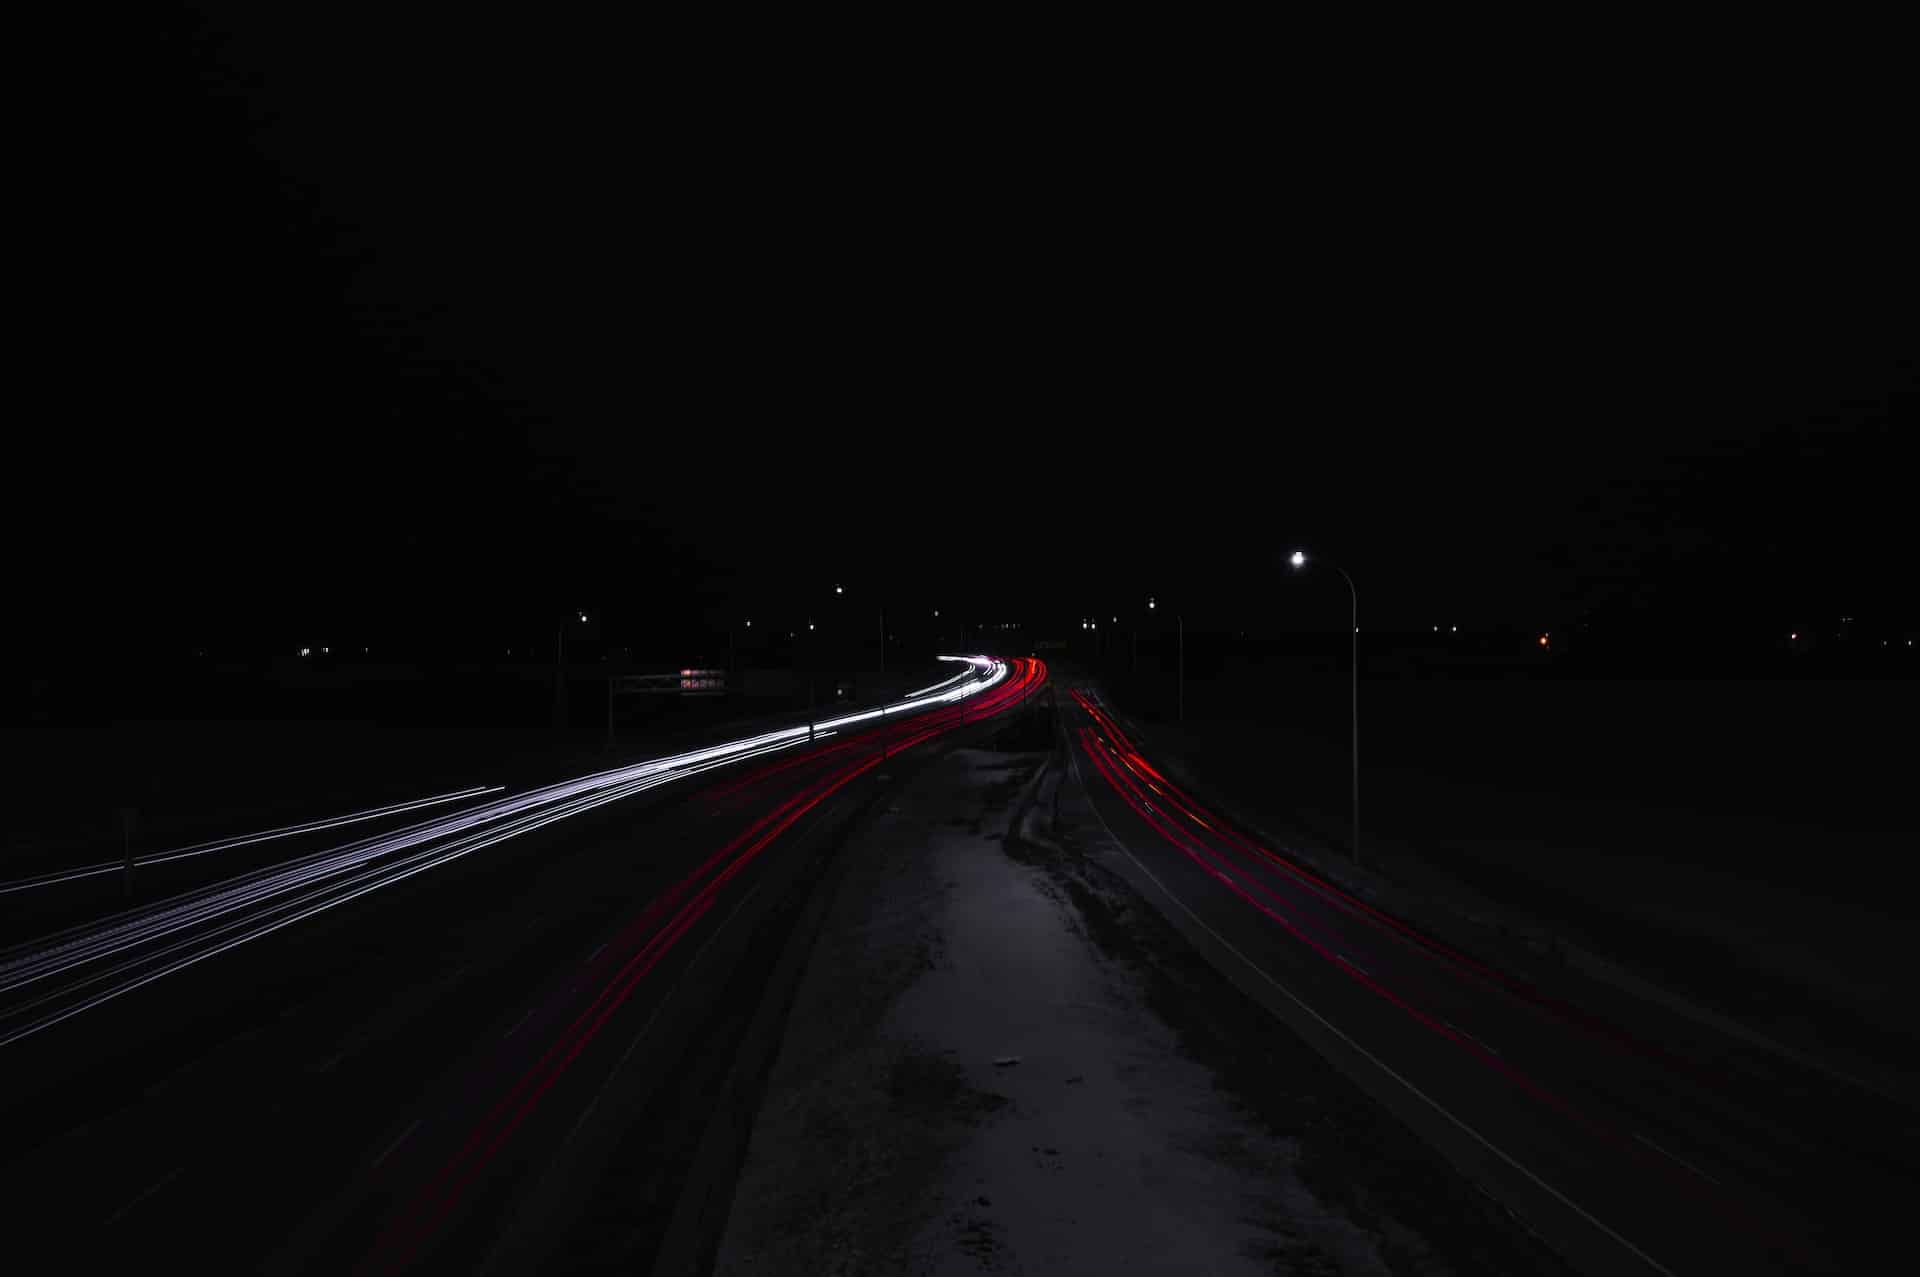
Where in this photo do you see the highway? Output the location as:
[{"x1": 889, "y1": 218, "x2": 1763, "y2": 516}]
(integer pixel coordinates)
[
  {"x1": 1058, "y1": 681, "x2": 1918, "y2": 1275},
  {"x1": 0, "y1": 656, "x2": 1047, "y2": 1272}
]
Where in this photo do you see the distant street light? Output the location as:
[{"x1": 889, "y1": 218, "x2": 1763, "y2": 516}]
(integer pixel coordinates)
[{"x1": 1290, "y1": 550, "x2": 1361, "y2": 868}]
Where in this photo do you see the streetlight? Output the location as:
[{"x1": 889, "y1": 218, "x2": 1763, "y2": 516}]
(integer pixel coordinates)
[
  {"x1": 1146, "y1": 598, "x2": 1182, "y2": 720},
  {"x1": 831, "y1": 584, "x2": 885, "y2": 674},
  {"x1": 1290, "y1": 549, "x2": 1360, "y2": 868}
]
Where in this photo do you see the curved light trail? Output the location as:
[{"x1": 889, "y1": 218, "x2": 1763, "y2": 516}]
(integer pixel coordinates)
[
  {"x1": 0, "y1": 658, "x2": 1015, "y2": 1049},
  {"x1": 361, "y1": 656, "x2": 1047, "y2": 1273},
  {"x1": 1066, "y1": 686, "x2": 1828, "y2": 1274}
]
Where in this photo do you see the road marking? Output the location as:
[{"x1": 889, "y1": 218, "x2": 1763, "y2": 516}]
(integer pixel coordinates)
[
  {"x1": 372, "y1": 1119, "x2": 422, "y2": 1169},
  {"x1": 1444, "y1": 1019, "x2": 1500, "y2": 1056},
  {"x1": 1636, "y1": 1132, "x2": 1722, "y2": 1185},
  {"x1": 315, "y1": 1049, "x2": 346, "y2": 1073},
  {"x1": 1063, "y1": 726, "x2": 1675, "y2": 1277},
  {"x1": 1336, "y1": 954, "x2": 1371, "y2": 978},
  {"x1": 586, "y1": 941, "x2": 608, "y2": 964},
  {"x1": 503, "y1": 1007, "x2": 536, "y2": 1039},
  {"x1": 104, "y1": 1165, "x2": 186, "y2": 1226}
]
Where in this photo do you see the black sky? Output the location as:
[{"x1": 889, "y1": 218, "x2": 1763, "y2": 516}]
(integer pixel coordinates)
[{"x1": 19, "y1": 11, "x2": 1915, "y2": 659}]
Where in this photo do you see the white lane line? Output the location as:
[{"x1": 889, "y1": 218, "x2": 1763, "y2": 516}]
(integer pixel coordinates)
[
  {"x1": 1444, "y1": 1019, "x2": 1501, "y2": 1056},
  {"x1": 372, "y1": 1118, "x2": 422, "y2": 1169},
  {"x1": 1636, "y1": 1132, "x2": 1722, "y2": 1186},
  {"x1": 585, "y1": 941, "x2": 608, "y2": 964},
  {"x1": 104, "y1": 1164, "x2": 186, "y2": 1225},
  {"x1": 1064, "y1": 726, "x2": 1675, "y2": 1277},
  {"x1": 502, "y1": 1007, "x2": 536, "y2": 1039},
  {"x1": 1336, "y1": 953, "x2": 1371, "y2": 977}
]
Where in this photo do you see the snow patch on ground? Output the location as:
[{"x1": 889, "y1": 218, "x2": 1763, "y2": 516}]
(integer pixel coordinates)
[{"x1": 715, "y1": 748, "x2": 1394, "y2": 1275}]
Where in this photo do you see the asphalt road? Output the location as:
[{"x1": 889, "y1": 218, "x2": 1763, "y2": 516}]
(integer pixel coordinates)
[
  {"x1": 0, "y1": 657, "x2": 1046, "y2": 1273},
  {"x1": 1058, "y1": 679, "x2": 1919, "y2": 1277}
]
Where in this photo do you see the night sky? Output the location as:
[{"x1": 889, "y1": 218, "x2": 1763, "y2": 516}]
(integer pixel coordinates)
[{"x1": 20, "y1": 10, "x2": 1915, "y2": 662}]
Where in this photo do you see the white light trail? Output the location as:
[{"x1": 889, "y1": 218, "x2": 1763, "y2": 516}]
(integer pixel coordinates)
[
  {"x1": 0, "y1": 786, "x2": 507, "y2": 896},
  {"x1": 0, "y1": 658, "x2": 1007, "y2": 1046}
]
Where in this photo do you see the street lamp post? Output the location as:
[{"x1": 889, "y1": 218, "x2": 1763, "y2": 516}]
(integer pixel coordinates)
[
  {"x1": 1147, "y1": 598, "x2": 1183, "y2": 721},
  {"x1": 1291, "y1": 550, "x2": 1360, "y2": 868}
]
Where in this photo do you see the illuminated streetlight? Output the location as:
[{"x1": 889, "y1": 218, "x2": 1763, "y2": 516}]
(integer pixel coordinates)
[{"x1": 1290, "y1": 548, "x2": 1361, "y2": 868}]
